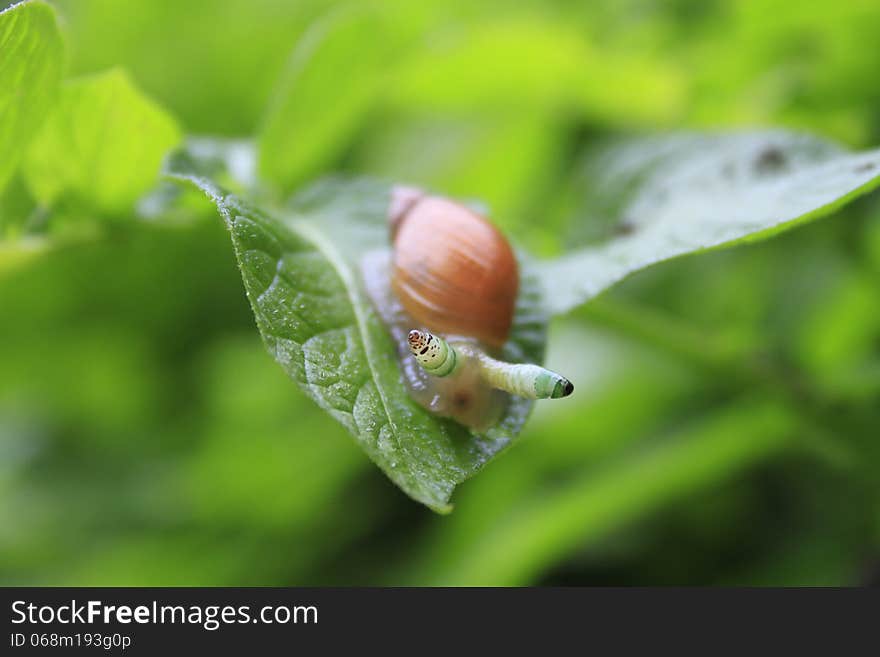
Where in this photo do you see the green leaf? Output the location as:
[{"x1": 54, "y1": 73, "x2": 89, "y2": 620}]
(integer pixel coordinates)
[
  {"x1": 0, "y1": 235, "x2": 50, "y2": 275},
  {"x1": 539, "y1": 131, "x2": 880, "y2": 315},
  {"x1": 0, "y1": 0, "x2": 64, "y2": 192},
  {"x1": 167, "y1": 167, "x2": 548, "y2": 512},
  {"x1": 23, "y1": 68, "x2": 181, "y2": 214},
  {"x1": 257, "y1": 7, "x2": 403, "y2": 192},
  {"x1": 390, "y1": 18, "x2": 683, "y2": 124}
]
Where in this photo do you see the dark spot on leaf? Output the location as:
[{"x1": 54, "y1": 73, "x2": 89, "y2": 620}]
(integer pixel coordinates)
[
  {"x1": 613, "y1": 218, "x2": 637, "y2": 237},
  {"x1": 855, "y1": 162, "x2": 875, "y2": 173},
  {"x1": 754, "y1": 146, "x2": 787, "y2": 173}
]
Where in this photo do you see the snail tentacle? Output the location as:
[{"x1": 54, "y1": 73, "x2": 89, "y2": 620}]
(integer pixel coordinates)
[
  {"x1": 407, "y1": 330, "x2": 573, "y2": 400},
  {"x1": 475, "y1": 354, "x2": 573, "y2": 399},
  {"x1": 407, "y1": 329, "x2": 458, "y2": 377}
]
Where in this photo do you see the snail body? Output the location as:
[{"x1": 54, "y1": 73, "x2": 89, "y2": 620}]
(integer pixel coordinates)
[{"x1": 361, "y1": 186, "x2": 572, "y2": 431}]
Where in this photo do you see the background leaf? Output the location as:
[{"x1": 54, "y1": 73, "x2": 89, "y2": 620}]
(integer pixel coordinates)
[
  {"x1": 168, "y1": 169, "x2": 548, "y2": 511},
  {"x1": 389, "y1": 17, "x2": 684, "y2": 124},
  {"x1": 0, "y1": 0, "x2": 64, "y2": 192},
  {"x1": 51, "y1": 0, "x2": 322, "y2": 136},
  {"x1": 23, "y1": 68, "x2": 181, "y2": 214},
  {"x1": 540, "y1": 131, "x2": 880, "y2": 315},
  {"x1": 257, "y1": 7, "x2": 404, "y2": 192}
]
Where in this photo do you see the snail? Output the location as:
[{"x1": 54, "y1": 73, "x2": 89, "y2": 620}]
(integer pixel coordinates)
[{"x1": 361, "y1": 186, "x2": 573, "y2": 431}]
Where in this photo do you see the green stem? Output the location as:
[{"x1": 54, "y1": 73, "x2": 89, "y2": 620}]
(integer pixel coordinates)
[
  {"x1": 576, "y1": 294, "x2": 855, "y2": 469},
  {"x1": 578, "y1": 294, "x2": 752, "y2": 375}
]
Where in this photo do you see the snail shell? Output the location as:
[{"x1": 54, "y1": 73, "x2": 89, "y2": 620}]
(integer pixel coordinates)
[{"x1": 389, "y1": 187, "x2": 519, "y2": 350}]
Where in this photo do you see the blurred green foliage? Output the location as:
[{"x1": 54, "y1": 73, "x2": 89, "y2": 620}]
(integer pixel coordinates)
[
  {"x1": 24, "y1": 69, "x2": 181, "y2": 214},
  {"x1": 1, "y1": 0, "x2": 879, "y2": 585}
]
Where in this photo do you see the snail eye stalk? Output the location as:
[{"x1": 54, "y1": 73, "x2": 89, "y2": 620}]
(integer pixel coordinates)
[{"x1": 407, "y1": 329, "x2": 457, "y2": 377}]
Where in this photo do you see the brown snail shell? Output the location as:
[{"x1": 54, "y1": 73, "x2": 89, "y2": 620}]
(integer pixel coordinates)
[{"x1": 388, "y1": 187, "x2": 519, "y2": 350}]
